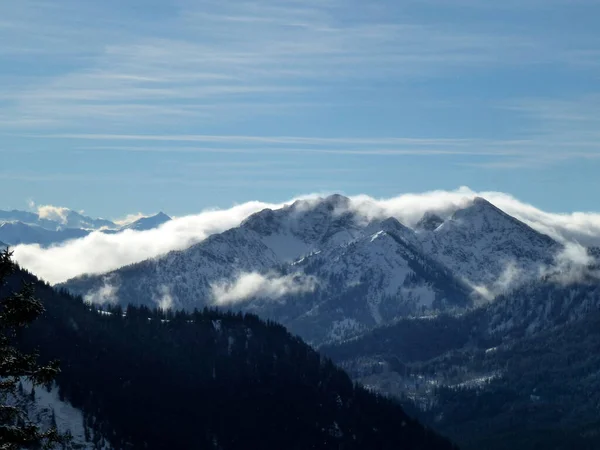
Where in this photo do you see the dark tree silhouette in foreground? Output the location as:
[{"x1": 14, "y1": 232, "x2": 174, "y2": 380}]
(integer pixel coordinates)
[{"x1": 0, "y1": 249, "x2": 65, "y2": 449}]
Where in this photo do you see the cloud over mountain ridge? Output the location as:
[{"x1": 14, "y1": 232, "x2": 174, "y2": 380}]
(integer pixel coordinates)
[{"x1": 12, "y1": 186, "x2": 600, "y2": 285}]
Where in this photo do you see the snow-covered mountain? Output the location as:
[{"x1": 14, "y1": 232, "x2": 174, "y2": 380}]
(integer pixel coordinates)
[
  {"x1": 0, "y1": 210, "x2": 62, "y2": 230},
  {"x1": 60, "y1": 194, "x2": 567, "y2": 345},
  {"x1": 0, "y1": 208, "x2": 116, "y2": 231},
  {"x1": 0, "y1": 221, "x2": 90, "y2": 246},
  {"x1": 278, "y1": 217, "x2": 472, "y2": 342},
  {"x1": 0, "y1": 207, "x2": 117, "y2": 246},
  {"x1": 64, "y1": 225, "x2": 283, "y2": 310},
  {"x1": 0, "y1": 208, "x2": 171, "y2": 247},
  {"x1": 57, "y1": 210, "x2": 117, "y2": 230},
  {"x1": 119, "y1": 212, "x2": 171, "y2": 231},
  {"x1": 240, "y1": 194, "x2": 370, "y2": 260},
  {"x1": 299, "y1": 217, "x2": 469, "y2": 316},
  {"x1": 416, "y1": 197, "x2": 560, "y2": 292}
]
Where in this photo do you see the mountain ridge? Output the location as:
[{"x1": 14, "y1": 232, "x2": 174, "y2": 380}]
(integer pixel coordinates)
[
  {"x1": 60, "y1": 194, "x2": 563, "y2": 345},
  {"x1": 120, "y1": 212, "x2": 171, "y2": 231},
  {"x1": 0, "y1": 209, "x2": 171, "y2": 247}
]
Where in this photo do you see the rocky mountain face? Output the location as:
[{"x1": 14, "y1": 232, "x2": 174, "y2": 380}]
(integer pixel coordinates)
[
  {"x1": 278, "y1": 217, "x2": 473, "y2": 343},
  {"x1": 65, "y1": 226, "x2": 283, "y2": 312},
  {"x1": 239, "y1": 194, "x2": 370, "y2": 260},
  {"x1": 61, "y1": 194, "x2": 564, "y2": 346},
  {"x1": 416, "y1": 197, "x2": 561, "y2": 291}
]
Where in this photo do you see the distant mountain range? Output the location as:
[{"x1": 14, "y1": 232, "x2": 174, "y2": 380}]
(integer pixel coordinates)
[
  {"x1": 0, "y1": 208, "x2": 171, "y2": 246},
  {"x1": 61, "y1": 194, "x2": 563, "y2": 345},
  {"x1": 119, "y1": 212, "x2": 171, "y2": 231},
  {"x1": 0, "y1": 208, "x2": 117, "y2": 230}
]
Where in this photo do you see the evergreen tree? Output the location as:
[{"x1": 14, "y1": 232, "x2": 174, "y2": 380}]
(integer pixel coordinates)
[{"x1": 0, "y1": 249, "x2": 64, "y2": 449}]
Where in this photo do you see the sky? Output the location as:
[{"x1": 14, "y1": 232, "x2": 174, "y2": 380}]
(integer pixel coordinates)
[{"x1": 2, "y1": 0, "x2": 600, "y2": 219}]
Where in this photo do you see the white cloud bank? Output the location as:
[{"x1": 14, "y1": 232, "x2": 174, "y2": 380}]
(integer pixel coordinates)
[
  {"x1": 12, "y1": 199, "x2": 289, "y2": 284},
  {"x1": 12, "y1": 186, "x2": 600, "y2": 284},
  {"x1": 211, "y1": 272, "x2": 318, "y2": 306}
]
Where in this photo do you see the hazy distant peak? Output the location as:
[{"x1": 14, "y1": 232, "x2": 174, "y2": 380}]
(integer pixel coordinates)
[{"x1": 121, "y1": 212, "x2": 172, "y2": 231}]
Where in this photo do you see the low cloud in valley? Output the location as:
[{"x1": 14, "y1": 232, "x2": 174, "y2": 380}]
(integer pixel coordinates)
[
  {"x1": 211, "y1": 272, "x2": 318, "y2": 306},
  {"x1": 83, "y1": 277, "x2": 120, "y2": 305}
]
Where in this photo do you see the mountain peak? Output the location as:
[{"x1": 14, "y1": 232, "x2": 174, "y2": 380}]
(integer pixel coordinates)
[
  {"x1": 419, "y1": 195, "x2": 559, "y2": 286},
  {"x1": 244, "y1": 194, "x2": 353, "y2": 234},
  {"x1": 472, "y1": 196, "x2": 497, "y2": 209},
  {"x1": 447, "y1": 196, "x2": 558, "y2": 241},
  {"x1": 378, "y1": 217, "x2": 410, "y2": 233},
  {"x1": 322, "y1": 194, "x2": 351, "y2": 209},
  {"x1": 122, "y1": 212, "x2": 172, "y2": 231},
  {"x1": 415, "y1": 212, "x2": 444, "y2": 232},
  {"x1": 289, "y1": 194, "x2": 351, "y2": 213},
  {"x1": 450, "y1": 196, "x2": 507, "y2": 224},
  {"x1": 153, "y1": 212, "x2": 171, "y2": 220}
]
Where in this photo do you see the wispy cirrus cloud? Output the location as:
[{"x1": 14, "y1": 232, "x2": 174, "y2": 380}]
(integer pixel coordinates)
[
  {"x1": 1, "y1": 0, "x2": 596, "y2": 130},
  {"x1": 26, "y1": 131, "x2": 600, "y2": 166},
  {"x1": 2, "y1": 0, "x2": 600, "y2": 215},
  {"x1": 37, "y1": 133, "x2": 478, "y2": 146}
]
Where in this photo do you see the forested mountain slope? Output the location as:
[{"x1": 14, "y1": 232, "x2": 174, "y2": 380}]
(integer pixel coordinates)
[
  {"x1": 9, "y1": 267, "x2": 457, "y2": 450},
  {"x1": 323, "y1": 276, "x2": 600, "y2": 450}
]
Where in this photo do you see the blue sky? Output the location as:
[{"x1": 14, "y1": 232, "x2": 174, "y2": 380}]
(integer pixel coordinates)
[{"x1": 2, "y1": 0, "x2": 600, "y2": 218}]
